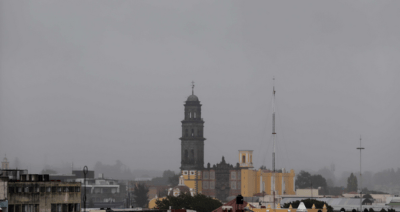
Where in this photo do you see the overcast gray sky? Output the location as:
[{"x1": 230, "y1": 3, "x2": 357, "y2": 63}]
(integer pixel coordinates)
[{"x1": 0, "y1": 1, "x2": 399, "y2": 176}]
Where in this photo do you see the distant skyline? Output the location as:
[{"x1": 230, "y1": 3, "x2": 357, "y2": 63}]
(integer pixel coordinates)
[{"x1": 0, "y1": 1, "x2": 399, "y2": 176}]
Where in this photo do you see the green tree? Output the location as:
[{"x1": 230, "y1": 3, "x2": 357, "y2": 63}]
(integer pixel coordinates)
[
  {"x1": 380, "y1": 209, "x2": 387, "y2": 212},
  {"x1": 133, "y1": 183, "x2": 149, "y2": 207},
  {"x1": 168, "y1": 174, "x2": 180, "y2": 186},
  {"x1": 369, "y1": 208, "x2": 375, "y2": 212},
  {"x1": 363, "y1": 194, "x2": 373, "y2": 199},
  {"x1": 162, "y1": 170, "x2": 175, "y2": 178},
  {"x1": 155, "y1": 193, "x2": 222, "y2": 212},
  {"x1": 310, "y1": 174, "x2": 328, "y2": 189},
  {"x1": 296, "y1": 171, "x2": 328, "y2": 192},
  {"x1": 296, "y1": 171, "x2": 312, "y2": 188},
  {"x1": 282, "y1": 199, "x2": 333, "y2": 212},
  {"x1": 347, "y1": 173, "x2": 358, "y2": 192}
]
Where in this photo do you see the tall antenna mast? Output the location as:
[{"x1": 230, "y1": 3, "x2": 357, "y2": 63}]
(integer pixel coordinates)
[
  {"x1": 272, "y1": 77, "x2": 277, "y2": 211},
  {"x1": 272, "y1": 77, "x2": 276, "y2": 172},
  {"x1": 357, "y1": 136, "x2": 365, "y2": 212}
]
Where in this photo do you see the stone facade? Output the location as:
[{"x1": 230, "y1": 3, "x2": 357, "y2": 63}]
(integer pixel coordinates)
[
  {"x1": 8, "y1": 180, "x2": 81, "y2": 212},
  {"x1": 180, "y1": 94, "x2": 205, "y2": 171},
  {"x1": 201, "y1": 158, "x2": 242, "y2": 201}
]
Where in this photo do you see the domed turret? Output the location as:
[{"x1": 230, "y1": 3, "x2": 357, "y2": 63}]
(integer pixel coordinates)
[{"x1": 187, "y1": 94, "x2": 199, "y2": 102}]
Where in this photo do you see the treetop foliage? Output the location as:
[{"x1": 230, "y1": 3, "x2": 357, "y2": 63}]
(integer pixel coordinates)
[
  {"x1": 296, "y1": 171, "x2": 328, "y2": 190},
  {"x1": 155, "y1": 193, "x2": 222, "y2": 212},
  {"x1": 347, "y1": 173, "x2": 358, "y2": 192},
  {"x1": 133, "y1": 182, "x2": 149, "y2": 208}
]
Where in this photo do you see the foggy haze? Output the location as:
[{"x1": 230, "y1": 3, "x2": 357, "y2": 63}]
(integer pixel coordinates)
[{"x1": 0, "y1": 1, "x2": 399, "y2": 180}]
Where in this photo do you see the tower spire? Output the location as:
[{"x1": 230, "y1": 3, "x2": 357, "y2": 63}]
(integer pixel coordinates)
[{"x1": 192, "y1": 81, "x2": 195, "y2": 95}]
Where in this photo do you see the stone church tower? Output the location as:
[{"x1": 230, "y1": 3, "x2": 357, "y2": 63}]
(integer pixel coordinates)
[{"x1": 180, "y1": 84, "x2": 205, "y2": 171}]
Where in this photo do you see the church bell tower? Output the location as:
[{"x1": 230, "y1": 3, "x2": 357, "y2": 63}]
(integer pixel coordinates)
[{"x1": 180, "y1": 82, "x2": 205, "y2": 171}]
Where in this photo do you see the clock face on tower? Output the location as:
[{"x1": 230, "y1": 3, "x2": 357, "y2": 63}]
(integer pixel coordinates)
[{"x1": 180, "y1": 91, "x2": 205, "y2": 171}]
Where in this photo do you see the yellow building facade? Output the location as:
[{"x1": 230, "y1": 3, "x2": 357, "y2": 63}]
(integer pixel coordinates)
[
  {"x1": 181, "y1": 170, "x2": 202, "y2": 193},
  {"x1": 240, "y1": 150, "x2": 295, "y2": 197},
  {"x1": 180, "y1": 150, "x2": 295, "y2": 199},
  {"x1": 241, "y1": 168, "x2": 295, "y2": 197}
]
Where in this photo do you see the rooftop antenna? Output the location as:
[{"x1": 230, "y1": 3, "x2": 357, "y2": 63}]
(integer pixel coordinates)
[
  {"x1": 192, "y1": 81, "x2": 195, "y2": 95},
  {"x1": 272, "y1": 77, "x2": 277, "y2": 211}
]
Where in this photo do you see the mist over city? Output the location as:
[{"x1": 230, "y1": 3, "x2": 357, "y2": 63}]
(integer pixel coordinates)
[{"x1": 1, "y1": 1, "x2": 399, "y2": 212}]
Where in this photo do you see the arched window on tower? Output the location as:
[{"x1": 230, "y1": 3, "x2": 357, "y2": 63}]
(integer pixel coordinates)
[
  {"x1": 190, "y1": 149, "x2": 195, "y2": 162},
  {"x1": 189, "y1": 112, "x2": 191, "y2": 118},
  {"x1": 184, "y1": 150, "x2": 188, "y2": 160},
  {"x1": 194, "y1": 112, "x2": 196, "y2": 118},
  {"x1": 191, "y1": 129, "x2": 194, "y2": 137},
  {"x1": 185, "y1": 129, "x2": 188, "y2": 137}
]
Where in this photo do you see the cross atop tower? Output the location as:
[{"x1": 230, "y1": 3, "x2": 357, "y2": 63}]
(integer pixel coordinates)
[
  {"x1": 191, "y1": 81, "x2": 195, "y2": 95},
  {"x1": 273, "y1": 77, "x2": 276, "y2": 96}
]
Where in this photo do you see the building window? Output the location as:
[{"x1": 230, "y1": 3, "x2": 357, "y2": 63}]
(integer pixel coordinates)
[
  {"x1": 17, "y1": 187, "x2": 22, "y2": 193},
  {"x1": 52, "y1": 187, "x2": 57, "y2": 193},
  {"x1": 203, "y1": 172, "x2": 209, "y2": 179},
  {"x1": 238, "y1": 182, "x2": 241, "y2": 189},
  {"x1": 183, "y1": 171, "x2": 188, "y2": 175},
  {"x1": 194, "y1": 112, "x2": 196, "y2": 118},
  {"x1": 9, "y1": 187, "x2": 14, "y2": 193},
  {"x1": 210, "y1": 171, "x2": 215, "y2": 179},
  {"x1": 190, "y1": 171, "x2": 195, "y2": 175},
  {"x1": 190, "y1": 149, "x2": 194, "y2": 160},
  {"x1": 210, "y1": 181, "x2": 215, "y2": 189},
  {"x1": 203, "y1": 181, "x2": 209, "y2": 189},
  {"x1": 185, "y1": 129, "x2": 188, "y2": 137},
  {"x1": 238, "y1": 171, "x2": 241, "y2": 179},
  {"x1": 68, "y1": 204, "x2": 74, "y2": 212},
  {"x1": 231, "y1": 172, "x2": 236, "y2": 180},
  {"x1": 184, "y1": 150, "x2": 188, "y2": 160},
  {"x1": 231, "y1": 182, "x2": 236, "y2": 189},
  {"x1": 242, "y1": 155, "x2": 246, "y2": 163},
  {"x1": 191, "y1": 129, "x2": 194, "y2": 136},
  {"x1": 46, "y1": 187, "x2": 51, "y2": 192},
  {"x1": 75, "y1": 204, "x2": 80, "y2": 212}
]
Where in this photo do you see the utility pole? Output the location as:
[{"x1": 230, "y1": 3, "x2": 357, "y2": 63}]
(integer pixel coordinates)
[{"x1": 357, "y1": 136, "x2": 365, "y2": 212}]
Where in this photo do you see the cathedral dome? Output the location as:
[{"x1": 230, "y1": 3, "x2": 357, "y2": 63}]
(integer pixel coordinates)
[{"x1": 187, "y1": 95, "x2": 199, "y2": 102}]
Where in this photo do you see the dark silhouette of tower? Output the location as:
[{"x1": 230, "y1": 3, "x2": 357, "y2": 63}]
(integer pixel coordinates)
[{"x1": 180, "y1": 84, "x2": 205, "y2": 171}]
